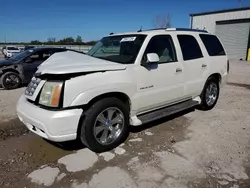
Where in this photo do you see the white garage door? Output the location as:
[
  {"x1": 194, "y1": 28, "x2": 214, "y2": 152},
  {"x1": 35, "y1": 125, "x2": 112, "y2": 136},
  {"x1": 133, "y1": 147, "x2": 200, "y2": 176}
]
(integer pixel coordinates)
[{"x1": 216, "y1": 22, "x2": 250, "y2": 60}]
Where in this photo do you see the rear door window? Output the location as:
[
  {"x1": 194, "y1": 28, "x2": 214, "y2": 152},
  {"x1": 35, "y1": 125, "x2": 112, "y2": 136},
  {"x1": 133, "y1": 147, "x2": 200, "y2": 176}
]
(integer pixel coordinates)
[
  {"x1": 177, "y1": 35, "x2": 203, "y2": 61},
  {"x1": 200, "y1": 34, "x2": 226, "y2": 56}
]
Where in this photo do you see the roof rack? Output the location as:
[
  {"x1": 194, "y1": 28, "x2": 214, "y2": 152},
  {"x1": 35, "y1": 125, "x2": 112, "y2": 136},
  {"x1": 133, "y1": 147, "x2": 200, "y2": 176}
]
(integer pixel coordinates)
[
  {"x1": 139, "y1": 28, "x2": 208, "y2": 33},
  {"x1": 138, "y1": 28, "x2": 166, "y2": 32},
  {"x1": 166, "y1": 28, "x2": 208, "y2": 33}
]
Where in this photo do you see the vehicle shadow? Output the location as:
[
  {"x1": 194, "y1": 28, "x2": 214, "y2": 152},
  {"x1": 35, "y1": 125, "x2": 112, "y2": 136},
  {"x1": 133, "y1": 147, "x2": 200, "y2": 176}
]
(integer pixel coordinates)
[
  {"x1": 45, "y1": 139, "x2": 86, "y2": 151},
  {"x1": 130, "y1": 107, "x2": 195, "y2": 133}
]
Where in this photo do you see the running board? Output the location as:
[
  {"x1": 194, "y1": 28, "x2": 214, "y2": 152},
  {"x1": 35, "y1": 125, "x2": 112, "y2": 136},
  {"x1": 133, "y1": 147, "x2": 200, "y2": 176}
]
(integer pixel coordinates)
[{"x1": 137, "y1": 100, "x2": 199, "y2": 124}]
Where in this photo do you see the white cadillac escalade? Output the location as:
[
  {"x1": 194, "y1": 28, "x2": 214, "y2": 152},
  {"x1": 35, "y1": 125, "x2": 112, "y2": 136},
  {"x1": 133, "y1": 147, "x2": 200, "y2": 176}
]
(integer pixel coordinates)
[{"x1": 17, "y1": 28, "x2": 229, "y2": 152}]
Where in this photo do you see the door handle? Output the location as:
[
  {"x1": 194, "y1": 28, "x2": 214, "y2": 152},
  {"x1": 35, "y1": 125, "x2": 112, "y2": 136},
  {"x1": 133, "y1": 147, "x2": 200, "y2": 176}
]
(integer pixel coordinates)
[
  {"x1": 176, "y1": 68, "x2": 182, "y2": 73},
  {"x1": 202, "y1": 64, "x2": 207, "y2": 68}
]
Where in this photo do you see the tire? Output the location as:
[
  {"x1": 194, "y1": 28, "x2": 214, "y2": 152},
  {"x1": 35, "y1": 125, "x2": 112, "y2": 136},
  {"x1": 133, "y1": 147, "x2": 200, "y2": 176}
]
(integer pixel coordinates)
[
  {"x1": 79, "y1": 97, "x2": 130, "y2": 153},
  {"x1": 198, "y1": 77, "x2": 220, "y2": 111},
  {"x1": 0, "y1": 72, "x2": 21, "y2": 90}
]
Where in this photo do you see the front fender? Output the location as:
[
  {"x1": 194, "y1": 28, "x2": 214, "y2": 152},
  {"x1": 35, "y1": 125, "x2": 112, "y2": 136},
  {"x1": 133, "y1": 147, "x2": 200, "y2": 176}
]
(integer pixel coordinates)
[
  {"x1": 69, "y1": 84, "x2": 135, "y2": 107},
  {"x1": 63, "y1": 70, "x2": 137, "y2": 108}
]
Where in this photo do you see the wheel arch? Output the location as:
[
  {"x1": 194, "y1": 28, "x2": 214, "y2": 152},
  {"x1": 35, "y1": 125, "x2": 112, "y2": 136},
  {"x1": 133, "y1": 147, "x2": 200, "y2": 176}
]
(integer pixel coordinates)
[
  {"x1": 208, "y1": 73, "x2": 222, "y2": 84},
  {"x1": 1, "y1": 68, "x2": 20, "y2": 75},
  {"x1": 84, "y1": 92, "x2": 131, "y2": 112},
  {"x1": 76, "y1": 91, "x2": 131, "y2": 142}
]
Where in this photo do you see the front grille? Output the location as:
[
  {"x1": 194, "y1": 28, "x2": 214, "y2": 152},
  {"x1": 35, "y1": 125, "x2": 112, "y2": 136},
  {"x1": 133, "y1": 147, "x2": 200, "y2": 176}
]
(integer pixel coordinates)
[{"x1": 25, "y1": 77, "x2": 41, "y2": 96}]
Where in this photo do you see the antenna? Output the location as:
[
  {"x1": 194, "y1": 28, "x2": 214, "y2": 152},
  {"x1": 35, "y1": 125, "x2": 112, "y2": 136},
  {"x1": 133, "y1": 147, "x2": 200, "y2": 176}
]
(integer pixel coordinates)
[
  {"x1": 137, "y1": 26, "x2": 142, "y2": 32},
  {"x1": 238, "y1": 0, "x2": 243, "y2": 7}
]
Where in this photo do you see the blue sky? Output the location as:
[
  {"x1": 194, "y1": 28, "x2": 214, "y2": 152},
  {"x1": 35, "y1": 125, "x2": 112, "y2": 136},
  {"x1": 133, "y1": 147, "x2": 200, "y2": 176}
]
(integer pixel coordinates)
[{"x1": 0, "y1": 0, "x2": 249, "y2": 42}]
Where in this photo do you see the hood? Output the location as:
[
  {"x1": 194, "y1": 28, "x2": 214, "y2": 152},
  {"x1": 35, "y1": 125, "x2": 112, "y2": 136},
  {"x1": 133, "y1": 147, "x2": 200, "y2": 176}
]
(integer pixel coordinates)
[
  {"x1": 0, "y1": 59, "x2": 14, "y2": 67},
  {"x1": 38, "y1": 51, "x2": 127, "y2": 75}
]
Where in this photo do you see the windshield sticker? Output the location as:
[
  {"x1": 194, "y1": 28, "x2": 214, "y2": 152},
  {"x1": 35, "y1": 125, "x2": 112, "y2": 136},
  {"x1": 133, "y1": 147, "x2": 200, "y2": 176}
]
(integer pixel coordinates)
[{"x1": 120, "y1": 37, "x2": 136, "y2": 42}]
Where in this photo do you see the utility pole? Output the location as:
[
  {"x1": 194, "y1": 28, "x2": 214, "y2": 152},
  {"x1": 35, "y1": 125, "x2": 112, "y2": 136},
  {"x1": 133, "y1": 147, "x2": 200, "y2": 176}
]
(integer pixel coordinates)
[{"x1": 4, "y1": 35, "x2": 6, "y2": 44}]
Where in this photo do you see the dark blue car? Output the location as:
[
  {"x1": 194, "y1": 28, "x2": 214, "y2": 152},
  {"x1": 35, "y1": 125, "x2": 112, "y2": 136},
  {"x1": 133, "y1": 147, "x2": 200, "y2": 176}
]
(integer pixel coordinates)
[{"x1": 0, "y1": 47, "x2": 81, "y2": 89}]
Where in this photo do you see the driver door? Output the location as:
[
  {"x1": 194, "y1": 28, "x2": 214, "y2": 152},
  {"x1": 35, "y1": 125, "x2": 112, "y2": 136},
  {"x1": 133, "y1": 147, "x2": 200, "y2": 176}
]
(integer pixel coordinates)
[{"x1": 135, "y1": 35, "x2": 185, "y2": 113}]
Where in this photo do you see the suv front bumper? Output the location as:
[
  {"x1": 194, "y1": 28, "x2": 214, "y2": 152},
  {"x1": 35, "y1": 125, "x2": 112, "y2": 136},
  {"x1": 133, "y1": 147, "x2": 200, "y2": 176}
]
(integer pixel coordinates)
[{"x1": 17, "y1": 95, "x2": 83, "y2": 142}]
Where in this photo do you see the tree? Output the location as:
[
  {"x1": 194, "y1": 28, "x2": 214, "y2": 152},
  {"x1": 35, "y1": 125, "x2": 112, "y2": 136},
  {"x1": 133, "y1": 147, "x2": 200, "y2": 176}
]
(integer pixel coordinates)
[
  {"x1": 58, "y1": 37, "x2": 75, "y2": 45},
  {"x1": 76, "y1": 35, "x2": 83, "y2": 44},
  {"x1": 30, "y1": 40, "x2": 41, "y2": 45},
  {"x1": 153, "y1": 13, "x2": 172, "y2": 28},
  {"x1": 85, "y1": 40, "x2": 97, "y2": 45},
  {"x1": 47, "y1": 37, "x2": 56, "y2": 44}
]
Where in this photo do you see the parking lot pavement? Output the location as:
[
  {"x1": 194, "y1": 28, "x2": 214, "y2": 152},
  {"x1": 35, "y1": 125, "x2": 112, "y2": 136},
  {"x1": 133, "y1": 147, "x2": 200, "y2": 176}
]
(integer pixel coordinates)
[
  {"x1": 0, "y1": 54, "x2": 5, "y2": 60},
  {"x1": 0, "y1": 61, "x2": 250, "y2": 188}
]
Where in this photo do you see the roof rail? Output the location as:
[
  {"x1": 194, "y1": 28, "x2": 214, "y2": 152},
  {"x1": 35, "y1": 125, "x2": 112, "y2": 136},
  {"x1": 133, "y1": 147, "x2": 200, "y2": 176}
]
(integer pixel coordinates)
[
  {"x1": 137, "y1": 28, "x2": 166, "y2": 32},
  {"x1": 166, "y1": 28, "x2": 208, "y2": 33},
  {"x1": 138, "y1": 28, "x2": 208, "y2": 33}
]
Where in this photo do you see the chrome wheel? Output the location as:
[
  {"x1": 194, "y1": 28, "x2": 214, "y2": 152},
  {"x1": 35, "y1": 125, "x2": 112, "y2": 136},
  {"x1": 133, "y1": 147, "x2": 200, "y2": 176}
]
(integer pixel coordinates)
[
  {"x1": 205, "y1": 82, "x2": 218, "y2": 106},
  {"x1": 94, "y1": 107, "x2": 124, "y2": 145}
]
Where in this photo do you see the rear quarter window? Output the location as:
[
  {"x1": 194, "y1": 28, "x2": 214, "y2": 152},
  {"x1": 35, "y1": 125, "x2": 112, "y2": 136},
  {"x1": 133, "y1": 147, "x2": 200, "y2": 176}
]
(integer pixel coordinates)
[{"x1": 199, "y1": 34, "x2": 226, "y2": 56}]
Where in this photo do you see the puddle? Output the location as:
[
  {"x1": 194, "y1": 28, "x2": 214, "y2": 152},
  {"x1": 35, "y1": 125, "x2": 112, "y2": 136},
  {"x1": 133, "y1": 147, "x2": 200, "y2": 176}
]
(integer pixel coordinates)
[
  {"x1": 0, "y1": 133, "x2": 72, "y2": 188},
  {"x1": 0, "y1": 118, "x2": 29, "y2": 140}
]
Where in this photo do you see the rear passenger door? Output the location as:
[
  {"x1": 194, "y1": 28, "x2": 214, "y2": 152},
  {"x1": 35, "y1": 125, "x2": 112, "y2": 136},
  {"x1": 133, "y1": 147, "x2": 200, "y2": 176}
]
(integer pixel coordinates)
[{"x1": 177, "y1": 35, "x2": 207, "y2": 98}]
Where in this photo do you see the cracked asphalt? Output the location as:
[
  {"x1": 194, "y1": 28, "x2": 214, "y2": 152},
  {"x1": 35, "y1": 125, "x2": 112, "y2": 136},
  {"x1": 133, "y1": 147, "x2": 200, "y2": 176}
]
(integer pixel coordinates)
[{"x1": 0, "y1": 60, "x2": 250, "y2": 188}]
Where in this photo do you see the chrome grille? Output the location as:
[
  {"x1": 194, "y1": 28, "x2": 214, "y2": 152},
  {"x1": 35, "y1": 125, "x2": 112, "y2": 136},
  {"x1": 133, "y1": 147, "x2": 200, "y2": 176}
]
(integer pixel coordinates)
[{"x1": 25, "y1": 77, "x2": 41, "y2": 96}]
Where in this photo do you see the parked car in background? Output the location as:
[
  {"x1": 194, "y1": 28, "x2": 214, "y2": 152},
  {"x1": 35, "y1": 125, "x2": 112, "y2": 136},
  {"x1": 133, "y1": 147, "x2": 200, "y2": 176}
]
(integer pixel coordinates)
[
  {"x1": 1, "y1": 46, "x2": 6, "y2": 55},
  {"x1": 3, "y1": 46, "x2": 21, "y2": 58},
  {"x1": 17, "y1": 28, "x2": 229, "y2": 152},
  {"x1": 0, "y1": 47, "x2": 80, "y2": 89}
]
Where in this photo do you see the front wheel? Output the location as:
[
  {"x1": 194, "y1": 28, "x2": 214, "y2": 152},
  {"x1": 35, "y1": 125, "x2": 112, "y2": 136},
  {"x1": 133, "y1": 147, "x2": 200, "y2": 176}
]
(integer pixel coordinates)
[
  {"x1": 79, "y1": 97, "x2": 130, "y2": 153},
  {"x1": 198, "y1": 77, "x2": 220, "y2": 111},
  {"x1": 1, "y1": 72, "x2": 21, "y2": 90}
]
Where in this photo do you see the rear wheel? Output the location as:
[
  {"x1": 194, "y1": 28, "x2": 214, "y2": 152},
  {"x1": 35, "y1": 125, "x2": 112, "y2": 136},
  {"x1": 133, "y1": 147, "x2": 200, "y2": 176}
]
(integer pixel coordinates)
[
  {"x1": 198, "y1": 77, "x2": 220, "y2": 111},
  {"x1": 79, "y1": 97, "x2": 130, "y2": 153},
  {"x1": 1, "y1": 72, "x2": 21, "y2": 90}
]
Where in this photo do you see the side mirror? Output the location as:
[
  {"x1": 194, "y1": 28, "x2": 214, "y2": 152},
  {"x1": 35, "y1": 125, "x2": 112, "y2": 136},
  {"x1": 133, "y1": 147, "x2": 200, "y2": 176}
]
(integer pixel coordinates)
[{"x1": 146, "y1": 53, "x2": 159, "y2": 64}]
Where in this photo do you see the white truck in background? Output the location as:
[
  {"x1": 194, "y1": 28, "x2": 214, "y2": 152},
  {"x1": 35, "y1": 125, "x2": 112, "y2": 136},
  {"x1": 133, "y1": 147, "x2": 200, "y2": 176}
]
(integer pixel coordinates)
[{"x1": 3, "y1": 46, "x2": 21, "y2": 58}]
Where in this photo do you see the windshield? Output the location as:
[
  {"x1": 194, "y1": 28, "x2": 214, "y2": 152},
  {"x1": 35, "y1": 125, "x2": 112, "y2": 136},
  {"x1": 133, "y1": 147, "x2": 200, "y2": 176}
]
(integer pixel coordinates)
[
  {"x1": 7, "y1": 47, "x2": 19, "y2": 50},
  {"x1": 10, "y1": 50, "x2": 33, "y2": 60},
  {"x1": 87, "y1": 34, "x2": 146, "y2": 64}
]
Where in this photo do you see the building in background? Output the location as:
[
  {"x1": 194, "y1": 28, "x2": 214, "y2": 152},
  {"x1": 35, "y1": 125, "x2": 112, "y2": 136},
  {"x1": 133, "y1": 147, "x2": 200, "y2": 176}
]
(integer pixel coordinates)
[{"x1": 190, "y1": 7, "x2": 250, "y2": 61}]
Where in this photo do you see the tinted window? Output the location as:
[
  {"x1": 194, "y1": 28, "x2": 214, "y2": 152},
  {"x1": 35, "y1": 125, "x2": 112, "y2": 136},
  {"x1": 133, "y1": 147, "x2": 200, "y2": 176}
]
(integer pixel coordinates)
[
  {"x1": 7, "y1": 47, "x2": 19, "y2": 50},
  {"x1": 200, "y1": 34, "x2": 226, "y2": 56},
  {"x1": 177, "y1": 35, "x2": 203, "y2": 61},
  {"x1": 29, "y1": 52, "x2": 42, "y2": 61},
  {"x1": 143, "y1": 35, "x2": 177, "y2": 64},
  {"x1": 28, "y1": 50, "x2": 51, "y2": 62}
]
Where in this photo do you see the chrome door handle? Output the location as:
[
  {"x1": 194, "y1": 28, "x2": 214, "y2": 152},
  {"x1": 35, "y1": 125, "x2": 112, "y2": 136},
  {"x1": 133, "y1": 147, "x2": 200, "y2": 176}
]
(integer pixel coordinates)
[
  {"x1": 176, "y1": 68, "x2": 182, "y2": 73},
  {"x1": 202, "y1": 64, "x2": 207, "y2": 68}
]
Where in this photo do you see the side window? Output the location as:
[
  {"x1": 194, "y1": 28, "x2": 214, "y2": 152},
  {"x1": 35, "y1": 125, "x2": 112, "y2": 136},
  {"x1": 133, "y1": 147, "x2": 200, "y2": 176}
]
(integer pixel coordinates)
[
  {"x1": 29, "y1": 52, "x2": 42, "y2": 61},
  {"x1": 199, "y1": 34, "x2": 226, "y2": 56},
  {"x1": 177, "y1": 35, "x2": 203, "y2": 61},
  {"x1": 143, "y1": 35, "x2": 177, "y2": 64},
  {"x1": 42, "y1": 50, "x2": 53, "y2": 60}
]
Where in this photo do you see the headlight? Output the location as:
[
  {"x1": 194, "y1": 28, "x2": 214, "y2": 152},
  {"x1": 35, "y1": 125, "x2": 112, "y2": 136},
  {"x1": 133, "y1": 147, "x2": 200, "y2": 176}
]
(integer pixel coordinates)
[{"x1": 39, "y1": 81, "x2": 63, "y2": 107}]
